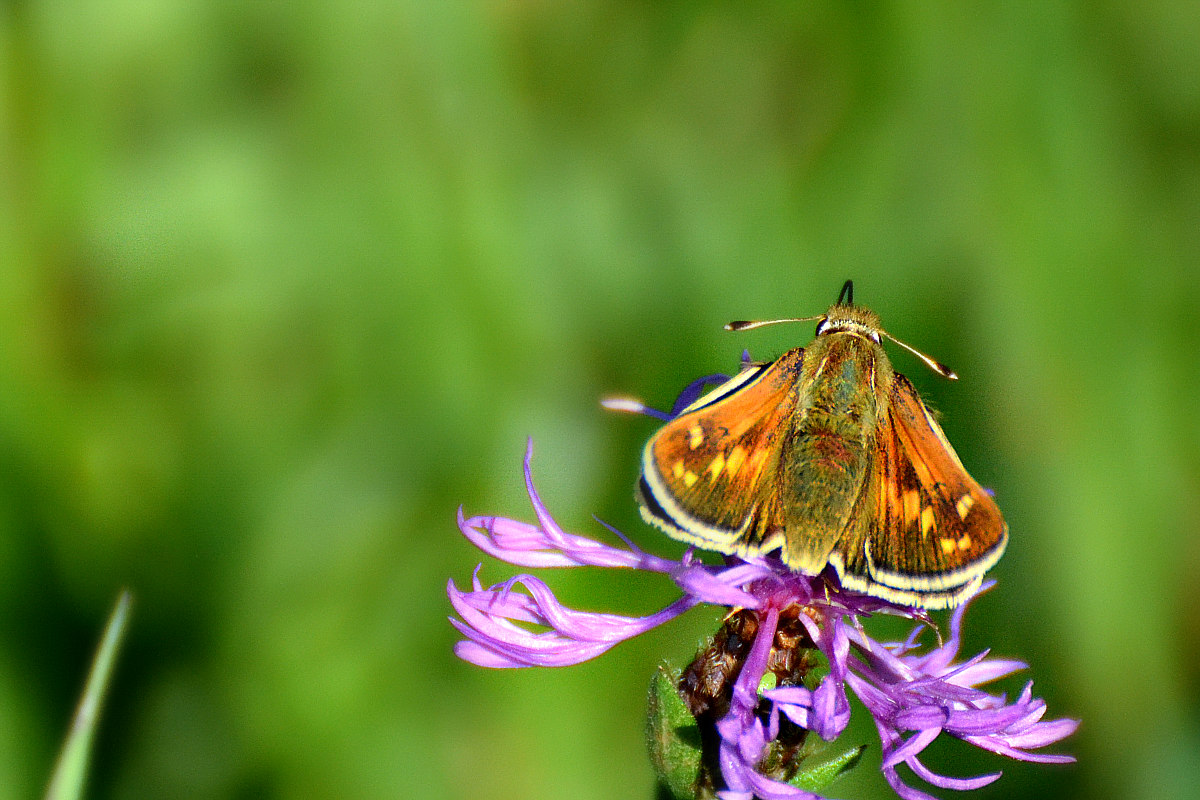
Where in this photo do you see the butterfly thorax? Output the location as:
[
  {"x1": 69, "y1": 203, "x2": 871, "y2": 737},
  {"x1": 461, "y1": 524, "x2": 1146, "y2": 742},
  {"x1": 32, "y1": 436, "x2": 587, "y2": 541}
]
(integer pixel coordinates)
[
  {"x1": 796, "y1": 327, "x2": 893, "y2": 439},
  {"x1": 778, "y1": 329, "x2": 895, "y2": 574}
]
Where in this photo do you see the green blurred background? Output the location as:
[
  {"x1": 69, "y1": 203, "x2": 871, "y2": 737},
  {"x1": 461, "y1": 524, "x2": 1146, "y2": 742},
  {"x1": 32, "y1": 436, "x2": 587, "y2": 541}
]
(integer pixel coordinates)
[{"x1": 2, "y1": 2, "x2": 1198, "y2": 798}]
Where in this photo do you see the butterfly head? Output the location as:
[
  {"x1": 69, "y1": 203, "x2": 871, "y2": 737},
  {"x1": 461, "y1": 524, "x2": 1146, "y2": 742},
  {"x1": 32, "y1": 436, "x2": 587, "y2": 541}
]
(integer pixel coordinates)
[{"x1": 815, "y1": 304, "x2": 883, "y2": 343}]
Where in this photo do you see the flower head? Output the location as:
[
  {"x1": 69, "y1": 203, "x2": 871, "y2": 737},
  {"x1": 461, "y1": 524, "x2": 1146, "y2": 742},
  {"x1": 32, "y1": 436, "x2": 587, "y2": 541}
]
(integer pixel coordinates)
[{"x1": 448, "y1": 442, "x2": 1076, "y2": 799}]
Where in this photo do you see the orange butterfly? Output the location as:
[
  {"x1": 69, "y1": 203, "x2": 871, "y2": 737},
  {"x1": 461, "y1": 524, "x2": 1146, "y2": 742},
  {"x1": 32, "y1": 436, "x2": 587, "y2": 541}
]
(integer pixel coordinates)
[{"x1": 635, "y1": 281, "x2": 1006, "y2": 609}]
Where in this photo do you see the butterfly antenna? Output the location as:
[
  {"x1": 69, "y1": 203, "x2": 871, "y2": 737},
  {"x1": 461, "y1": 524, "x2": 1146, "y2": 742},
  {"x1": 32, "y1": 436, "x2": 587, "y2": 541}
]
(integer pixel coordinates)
[
  {"x1": 726, "y1": 280, "x2": 855, "y2": 332},
  {"x1": 836, "y1": 279, "x2": 854, "y2": 306},
  {"x1": 882, "y1": 331, "x2": 958, "y2": 380},
  {"x1": 724, "y1": 315, "x2": 823, "y2": 332}
]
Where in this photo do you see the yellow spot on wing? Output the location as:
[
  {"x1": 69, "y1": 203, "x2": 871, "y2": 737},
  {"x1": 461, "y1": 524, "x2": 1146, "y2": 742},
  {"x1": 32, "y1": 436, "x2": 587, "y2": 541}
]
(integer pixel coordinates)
[
  {"x1": 683, "y1": 470, "x2": 698, "y2": 488},
  {"x1": 746, "y1": 448, "x2": 769, "y2": 482},
  {"x1": 940, "y1": 538, "x2": 956, "y2": 555},
  {"x1": 688, "y1": 425, "x2": 704, "y2": 450},
  {"x1": 726, "y1": 446, "x2": 746, "y2": 477},
  {"x1": 672, "y1": 461, "x2": 685, "y2": 479},
  {"x1": 956, "y1": 494, "x2": 975, "y2": 519},
  {"x1": 708, "y1": 451, "x2": 725, "y2": 483},
  {"x1": 920, "y1": 506, "x2": 935, "y2": 537},
  {"x1": 957, "y1": 534, "x2": 972, "y2": 551},
  {"x1": 902, "y1": 489, "x2": 921, "y2": 526}
]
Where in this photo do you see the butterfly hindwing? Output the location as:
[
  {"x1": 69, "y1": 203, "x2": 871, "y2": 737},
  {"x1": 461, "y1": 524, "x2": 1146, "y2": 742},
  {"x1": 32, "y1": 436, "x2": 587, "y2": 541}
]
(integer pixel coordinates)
[{"x1": 639, "y1": 349, "x2": 806, "y2": 554}]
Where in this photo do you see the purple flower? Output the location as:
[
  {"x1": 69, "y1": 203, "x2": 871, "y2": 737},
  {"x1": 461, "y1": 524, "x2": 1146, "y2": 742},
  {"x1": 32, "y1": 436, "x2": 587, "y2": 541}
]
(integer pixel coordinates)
[{"x1": 448, "y1": 443, "x2": 1077, "y2": 799}]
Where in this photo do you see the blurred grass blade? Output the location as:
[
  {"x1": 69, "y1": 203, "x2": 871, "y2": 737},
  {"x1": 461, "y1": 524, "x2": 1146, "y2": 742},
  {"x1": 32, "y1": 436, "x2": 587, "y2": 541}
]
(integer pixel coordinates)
[{"x1": 44, "y1": 590, "x2": 133, "y2": 800}]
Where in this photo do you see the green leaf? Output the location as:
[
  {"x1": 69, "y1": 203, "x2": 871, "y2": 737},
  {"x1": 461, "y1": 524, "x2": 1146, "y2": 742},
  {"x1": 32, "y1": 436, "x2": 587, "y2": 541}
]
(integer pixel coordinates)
[
  {"x1": 646, "y1": 665, "x2": 703, "y2": 800},
  {"x1": 787, "y1": 742, "x2": 867, "y2": 793},
  {"x1": 44, "y1": 590, "x2": 133, "y2": 800}
]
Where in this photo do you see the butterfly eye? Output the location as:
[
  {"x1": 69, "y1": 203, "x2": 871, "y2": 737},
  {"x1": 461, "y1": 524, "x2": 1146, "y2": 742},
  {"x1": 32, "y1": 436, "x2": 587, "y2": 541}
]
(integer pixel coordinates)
[{"x1": 815, "y1": 318, "x2": 829, "y2": 336}]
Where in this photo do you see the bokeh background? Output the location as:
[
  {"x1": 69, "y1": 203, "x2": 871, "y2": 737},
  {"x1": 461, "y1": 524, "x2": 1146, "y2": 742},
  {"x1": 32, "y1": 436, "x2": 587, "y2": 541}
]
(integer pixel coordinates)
[{"x1": 2, "y1": 2, "x2": 1198, "y2": 799}]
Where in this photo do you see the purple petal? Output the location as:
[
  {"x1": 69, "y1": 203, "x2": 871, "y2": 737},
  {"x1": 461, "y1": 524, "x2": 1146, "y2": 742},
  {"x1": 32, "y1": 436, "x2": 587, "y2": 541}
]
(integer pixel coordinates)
[
  {"x1": 911, "y1": 582, "x2": 994, "y2": 674},
  {"x1": 732, "y1": 607, "x2": 779, "y2": 708},
  {"x1": 944, "y1": 657, "x2": 1028, "y2": 688},
  {"x1": 765, "y1": 697, "x2": 780, "y2": 743},
  {"x1": 964, "y1": 732, "x2": 1078, "y2": 763},
  {"x1": 450, "y1": 616, "x2": 614, "y2": 667},
  {"x1": 847, "y1": 629, "x2": 920, "y2": 682},
  {"x1": 458, "y1": 513, "x2": 582, "y2": 568},
  {"x1": 741, "y1": 769, "x2": 823, "y2": 800},
  {"x1": 944, "y1": 703, "x2": 1038, "y2": 736},
  {"x1": 673, "y1": 562, "x2": 765, "y2": 608},
  {"x1": 451, "y1": 575, "x2": 692, "y2": 642},
  {"x1": 996, "y1": 718, "x2": 1081, "y2": 751},
  {"x1": 458, "y1": 511, "x2": 645, "y2": 570},
  {"x1": 810, "y1": 673, "x2": 850, "y2": 741},
  {"x1": 453, "y1": 640, "x2": 544, "y2": 669},
  {"x1": 827, "y1": 616, "x2": 851, "y2": 673},
  {"x1": 668, "y1": 373, "x2": 732, "y2": 417},
  {"x1": 718, "y1": 757, "x2": 825, "y2": 800},
  {"x1": 457, "y1": 443, "x2": 672, "y2": 572},
  {"x1": 894, "y1": 704, "x2": 950, "y2": 731},
  {"x1": 884, "y1": 727, "x2": 941, "y2": 769},
  {"x1": 602, "y1": 373, "x2": 733, "y2": 421},
  {"x1": 765, "y1": 685, "x2": 813, "y2": 728},
  {"x1": 844, "y1": 670, "x2": 896, "y2": 719},
  {"x1": 907, "y1": 754, "x2": 1001, "y2": 791},
  {"x1": 447, "y1": 573, "x2": 698, "y2": 668},
  {"x1": 881, "y1": 764, "x2": 943, "y2": 800},
  {"x1": 762, "y1": 685, "x2": 813, "y2": 706},
  {"x1": 522, "y1": 441, "x2": 570, "y2": 545},
  {"x1": 902, "y1": 675, "x2": 992, "y2": 706},
  {"x1": 599, "y1": 396, "x2": 672, "y2": 421}
]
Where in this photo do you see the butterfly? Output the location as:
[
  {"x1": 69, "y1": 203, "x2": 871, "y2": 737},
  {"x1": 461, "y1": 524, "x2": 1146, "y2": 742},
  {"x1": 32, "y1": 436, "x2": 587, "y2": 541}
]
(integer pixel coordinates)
[{"x1": 635, "y1": 280, "x2": 1007, "y2": 609}]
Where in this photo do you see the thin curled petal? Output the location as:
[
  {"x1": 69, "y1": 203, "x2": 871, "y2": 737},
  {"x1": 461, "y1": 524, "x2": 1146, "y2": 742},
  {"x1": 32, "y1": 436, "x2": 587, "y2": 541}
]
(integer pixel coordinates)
[
  {"x1": 601, "y1": 373, "x2": 730, "y2": 422},
  {"x1": 810, "y1": 673, "x2": 851, "y2": 741},
  {"x1": 448, "y1": 576, "x2": 698, "y2": 668},
  {"x1": 944, "y1": 657, "x2": 1027, "y2": 687},
  {"x1": 894, "y1": 704, "x2": 950, "y2": 731},
  {"x1": 884, "y1": 727, "x2": 942, "y2": 769},
  {"x1": 667, "y1": 373, "x2": 733, "y2": 416},
  {"x1": 881, "y1": 761, "x2": 943, "y2": 800},
  {"x1": 450, "y1": 617, "x2": 615, "y2": 668},
  {"x1": 600, "y1": 396, "x2": 672, "y2": 420},
  {"x1": 673, "y1": 561, "x2": 764, "y2": 608},
  {"x1": 458, "y1": 511, "x2": 644, "y2": 569},
  {"x1": 763, "y1": 685, "x2": 813, "y2": 728},
  {"x1": 907, "y1": 755, "x2": 1001, "y2": 791},
  {"x1": 463, "y1": 574, "x2": 694, "y2": 642}
]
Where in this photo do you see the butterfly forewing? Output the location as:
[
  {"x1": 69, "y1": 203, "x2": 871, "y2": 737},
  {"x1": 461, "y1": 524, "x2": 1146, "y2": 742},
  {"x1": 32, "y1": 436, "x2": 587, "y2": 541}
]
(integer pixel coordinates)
[
  {"x1": 836, "y1": 374, "x2": 1007, "y2": 608},
  {"x1": 639, "y1": 349, "x2": 806, "y2": 553}
]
